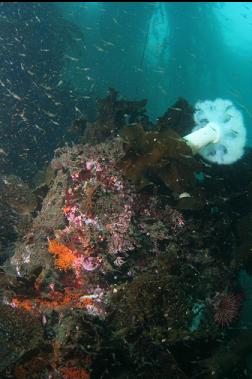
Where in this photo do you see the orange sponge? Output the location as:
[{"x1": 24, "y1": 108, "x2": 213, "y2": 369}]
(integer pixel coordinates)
[{"x1": 48, "y1": 239, "x2": 76, "y2": 271}]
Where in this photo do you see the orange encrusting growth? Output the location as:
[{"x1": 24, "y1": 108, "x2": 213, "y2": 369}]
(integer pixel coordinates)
[
  {"x1": 11, "y1": 298, "x2": 33, "y2": 312},
  {"x1": 63, "y1": 206, "x2": 72, "y2": 214},
  {"x1": 59, "y1": 367, "x2": 90, "y2": 379},
  {"x1": 48, "y1": 239, "x2": 77, "y2": 271},
  {"x1": 11, "y1": 289, "x2": 94, "y2": 313}
]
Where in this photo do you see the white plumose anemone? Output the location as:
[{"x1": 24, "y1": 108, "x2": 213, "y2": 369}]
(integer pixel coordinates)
[{"x1": 183, "y1": 99, "x2": 246, "y2": 164}]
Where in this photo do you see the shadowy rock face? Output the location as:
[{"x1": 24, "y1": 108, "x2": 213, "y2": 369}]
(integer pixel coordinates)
[
  {"x1": 0, "y1": 175, "x2": 37, "y2": 215},
  {"x1": 1, "y1": 92, "x2": 252, "y2": 378},
  {"x1": 0, "y1": 175, "x2": 37, "y2": 264},
  {"x1": 0, "y1": 304, "x2": 44, "y2": 372}
]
